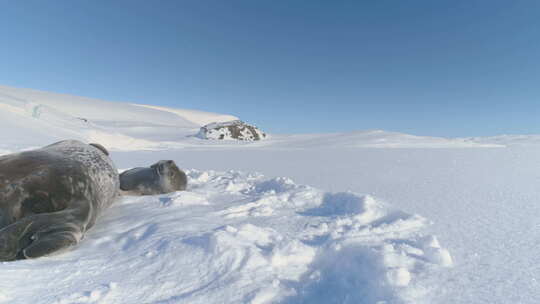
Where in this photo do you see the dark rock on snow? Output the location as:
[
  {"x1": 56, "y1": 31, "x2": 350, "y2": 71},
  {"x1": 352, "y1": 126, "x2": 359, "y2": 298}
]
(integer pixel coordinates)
[{"x1": 198, "y1": 120, "x2": 266, "y2": 141}]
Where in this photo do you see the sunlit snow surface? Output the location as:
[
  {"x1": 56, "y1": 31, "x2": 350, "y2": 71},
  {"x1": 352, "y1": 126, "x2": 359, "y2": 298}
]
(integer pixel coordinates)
[
  {"x1": 0, "y1": 170, "x2": 451, "y2": 304},
  {"x1": 1, "y1": 86, "x2": 539, "y2": 303}
]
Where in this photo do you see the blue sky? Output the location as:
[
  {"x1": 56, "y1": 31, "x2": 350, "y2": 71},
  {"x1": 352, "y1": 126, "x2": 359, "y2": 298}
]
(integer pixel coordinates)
[{"x1": 1, "y1": 1, "x2": 539, "y2": 136}]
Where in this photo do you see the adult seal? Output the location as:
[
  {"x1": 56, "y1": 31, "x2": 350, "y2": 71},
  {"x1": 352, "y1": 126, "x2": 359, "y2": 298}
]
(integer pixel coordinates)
[
  {"x1": 0, "y1": 140, "x2": 119, "y2": 261},
  {"x1": 119, "y1": 160, "x2": 187, "y2": 195}
]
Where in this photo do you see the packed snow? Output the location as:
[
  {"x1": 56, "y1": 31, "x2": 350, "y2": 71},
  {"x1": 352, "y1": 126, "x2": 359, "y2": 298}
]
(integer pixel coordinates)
[{"x1": 0, "y1": 85, "x2": 538, "y2": 303}]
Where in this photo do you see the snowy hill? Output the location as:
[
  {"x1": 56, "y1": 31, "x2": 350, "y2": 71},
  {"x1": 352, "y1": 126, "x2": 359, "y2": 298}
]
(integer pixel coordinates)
[
  {"x1": 0, "y1": 85, "x2": 538, "y2": 303},
  {"x1": 0, "y1": 85, "x2": 503, "y2": 151},
  {"x1": 0, "y1": 85, "x2": 238, "y2": 151}
]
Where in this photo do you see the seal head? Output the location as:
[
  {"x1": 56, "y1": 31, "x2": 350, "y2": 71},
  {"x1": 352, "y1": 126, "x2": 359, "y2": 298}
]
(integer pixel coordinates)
[{"x1": 120, "y1": 160, "x2": 187, "y2": 195}]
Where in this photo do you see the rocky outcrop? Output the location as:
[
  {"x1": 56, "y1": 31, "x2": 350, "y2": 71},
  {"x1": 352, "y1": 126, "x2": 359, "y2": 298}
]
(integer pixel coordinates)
[{"x1": 197, "y1": 120, "x2": 266, "y2": 141}]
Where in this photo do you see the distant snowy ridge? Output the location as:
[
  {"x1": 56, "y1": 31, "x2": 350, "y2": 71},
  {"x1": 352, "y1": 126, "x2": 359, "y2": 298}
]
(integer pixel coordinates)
[
  {"x1": 0, "y1": 169, "x2": 452, "y2": 304},
  {"x1": 269, "y1": 130, "x2": 504, "y2": 149},
  {"x1": 461, "y1": 134, "x2": 540, "y2": 147}
]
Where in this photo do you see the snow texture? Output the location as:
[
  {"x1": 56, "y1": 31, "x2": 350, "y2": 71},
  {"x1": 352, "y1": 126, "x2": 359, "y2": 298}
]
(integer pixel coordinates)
[
  {"x1": 0, "y1": 170, "x2": 450, "y2": 304},
  {"x1": 1, "y1": 85, "x2": 537, "y2": 303}
]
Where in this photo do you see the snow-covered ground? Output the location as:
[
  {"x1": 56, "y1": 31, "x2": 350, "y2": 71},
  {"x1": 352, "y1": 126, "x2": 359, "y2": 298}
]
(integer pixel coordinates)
[{"x1": 0, "y1": 86, "x2": 538, "y2": 303}]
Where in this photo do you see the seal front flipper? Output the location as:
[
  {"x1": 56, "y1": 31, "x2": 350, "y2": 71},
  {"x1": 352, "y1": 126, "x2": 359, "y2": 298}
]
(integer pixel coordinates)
[
  {"x1": 0, "y1": 220, "x2": 33, "y2": 261},
  {"x1": 0, "y1": 211, "x2": 83, "y2": 261},
  {"x1": 23, "y1": 229, "x2": 80, "y2": 259}
]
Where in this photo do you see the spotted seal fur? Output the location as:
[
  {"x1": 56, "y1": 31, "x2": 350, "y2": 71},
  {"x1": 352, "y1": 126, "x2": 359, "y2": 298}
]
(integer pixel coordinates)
[{"x1": 0, "y1": 140, "x2": 119, "y2": 261}]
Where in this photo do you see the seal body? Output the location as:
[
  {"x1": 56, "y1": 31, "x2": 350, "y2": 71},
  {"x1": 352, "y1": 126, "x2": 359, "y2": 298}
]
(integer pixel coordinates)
[
  {"x1": 120, "y1": 160, "x2": 187, "y2": 195},
  {"x1": 0, "y1": 140, "x2": 119, "y2": 260}
]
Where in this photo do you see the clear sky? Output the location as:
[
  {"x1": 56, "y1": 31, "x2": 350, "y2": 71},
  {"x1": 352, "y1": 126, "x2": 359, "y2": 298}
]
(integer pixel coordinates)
[{"x1": 1, "y1": 1, "x2": 539, "y2": 136}]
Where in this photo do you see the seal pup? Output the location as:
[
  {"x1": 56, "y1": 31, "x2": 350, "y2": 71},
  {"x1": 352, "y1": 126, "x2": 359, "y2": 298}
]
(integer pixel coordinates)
[
  {"x1": 119, "y1": 160, "x2": 187, "y2": 195},
  {"x1": 0, "y1": 140, "x2": 119, "y2": 261}
]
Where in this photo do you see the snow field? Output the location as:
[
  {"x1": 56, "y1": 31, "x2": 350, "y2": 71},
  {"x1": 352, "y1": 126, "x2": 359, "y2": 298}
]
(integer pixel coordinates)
[{"x1": 0, "y1": 169, "x2": 451, "y2": 304}]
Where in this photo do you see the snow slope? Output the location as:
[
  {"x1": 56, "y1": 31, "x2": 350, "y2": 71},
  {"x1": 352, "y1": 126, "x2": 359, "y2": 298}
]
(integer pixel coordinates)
[
  {"x1": 0, "y1": 85, "x2": 238, "y2": 150},
  {"x1": 0, "y1": 85, "x2": 538, "y2": 303}
]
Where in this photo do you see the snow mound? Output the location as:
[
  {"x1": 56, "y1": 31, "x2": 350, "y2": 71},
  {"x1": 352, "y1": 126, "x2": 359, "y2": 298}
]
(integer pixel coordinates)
[{"x1": 0, "y1": 169, "x2": 451, "y2": 304}]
